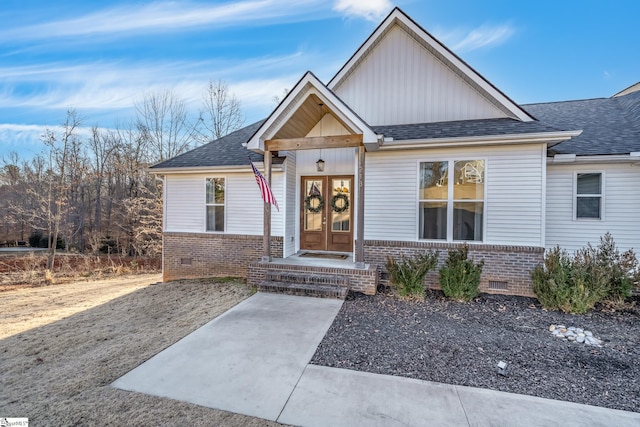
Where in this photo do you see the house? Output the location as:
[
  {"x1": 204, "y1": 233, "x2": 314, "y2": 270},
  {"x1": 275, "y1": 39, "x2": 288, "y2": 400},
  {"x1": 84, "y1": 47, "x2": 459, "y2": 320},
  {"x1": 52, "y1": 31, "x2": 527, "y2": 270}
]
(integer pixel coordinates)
[{"x1": 150, "y1": 8, "x2": 640, "y2": 297}]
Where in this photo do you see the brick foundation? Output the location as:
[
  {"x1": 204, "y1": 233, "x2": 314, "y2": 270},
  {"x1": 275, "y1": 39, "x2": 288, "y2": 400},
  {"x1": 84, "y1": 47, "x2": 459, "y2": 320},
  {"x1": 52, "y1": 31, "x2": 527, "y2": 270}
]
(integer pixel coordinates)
[
  {"x1": 162, "y1": 232, "x2": 282, "y2": 281},
  {"x1": 364, "y1": 240, "x2": 543, "y2": 297},
  {"x1": 163, "y1": 232, "x2": 542, "y2": 297}
]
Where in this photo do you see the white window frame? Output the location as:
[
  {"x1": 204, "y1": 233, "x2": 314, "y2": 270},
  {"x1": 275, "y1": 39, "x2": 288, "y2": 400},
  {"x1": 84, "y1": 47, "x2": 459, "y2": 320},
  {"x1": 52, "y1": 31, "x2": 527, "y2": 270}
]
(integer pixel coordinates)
[
  {"x1": 417, "y1": 158, "x2": 487, "y2": 242},
  {"x1": 573, "y1": 171, "x2": 604, "y2": 221},
  {"x1": 205, "y1": 177, "x2": 226, "y2": 232}
]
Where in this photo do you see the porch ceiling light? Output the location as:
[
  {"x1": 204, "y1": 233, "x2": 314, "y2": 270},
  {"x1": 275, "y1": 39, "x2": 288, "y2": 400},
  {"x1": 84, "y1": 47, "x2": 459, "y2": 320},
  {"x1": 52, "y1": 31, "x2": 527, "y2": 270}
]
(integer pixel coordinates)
[{"x1": 316, "y1": 158, "x2": 325, "y2": 172}]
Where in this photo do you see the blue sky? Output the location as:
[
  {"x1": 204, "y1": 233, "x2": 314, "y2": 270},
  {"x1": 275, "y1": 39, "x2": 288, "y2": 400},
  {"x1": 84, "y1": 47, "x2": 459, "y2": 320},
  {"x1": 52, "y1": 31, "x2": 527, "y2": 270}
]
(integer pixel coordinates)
[{"x1": 1, "y1": 0, "x2": 638, "y2": 160}]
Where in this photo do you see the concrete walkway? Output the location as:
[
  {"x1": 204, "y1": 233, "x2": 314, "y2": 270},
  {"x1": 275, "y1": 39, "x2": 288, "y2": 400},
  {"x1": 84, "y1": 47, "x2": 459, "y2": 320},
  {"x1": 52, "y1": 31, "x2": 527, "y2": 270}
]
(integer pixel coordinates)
[{"x1": 113, "y1": 293, "x2": 640, "y2": 426}]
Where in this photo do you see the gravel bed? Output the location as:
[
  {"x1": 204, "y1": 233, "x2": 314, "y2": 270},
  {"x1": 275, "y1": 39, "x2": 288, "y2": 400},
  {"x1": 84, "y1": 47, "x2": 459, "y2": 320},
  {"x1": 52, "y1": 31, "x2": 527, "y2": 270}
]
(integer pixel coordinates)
[{"x1": 311, "y1": 289, "x2": 640, "y2": 413}]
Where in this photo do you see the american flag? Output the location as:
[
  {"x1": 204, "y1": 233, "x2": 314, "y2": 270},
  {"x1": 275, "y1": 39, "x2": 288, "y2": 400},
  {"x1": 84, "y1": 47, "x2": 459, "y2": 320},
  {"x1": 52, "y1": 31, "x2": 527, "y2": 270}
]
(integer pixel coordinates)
[{"x1": 250, "y1": 159, "x2": 279, "y2": 211}]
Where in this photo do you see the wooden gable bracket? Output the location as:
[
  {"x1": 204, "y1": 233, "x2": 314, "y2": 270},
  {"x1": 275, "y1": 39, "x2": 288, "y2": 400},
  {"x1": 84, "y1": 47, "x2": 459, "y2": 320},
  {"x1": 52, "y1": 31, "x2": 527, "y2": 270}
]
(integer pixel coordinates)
[{"x1": 265, "y1": 134, "x2": 363, "y2": 151}]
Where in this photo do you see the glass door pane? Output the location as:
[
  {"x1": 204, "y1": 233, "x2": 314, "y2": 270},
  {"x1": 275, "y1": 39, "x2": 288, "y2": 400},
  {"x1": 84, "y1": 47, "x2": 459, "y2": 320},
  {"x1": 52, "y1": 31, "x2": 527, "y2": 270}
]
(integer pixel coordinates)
[
  {"x1": 304, "y1": 179, "x2": 323, "y2": 231},
  {"x1": 331, "y1": 178, "x2": 350, "y2": 232}
]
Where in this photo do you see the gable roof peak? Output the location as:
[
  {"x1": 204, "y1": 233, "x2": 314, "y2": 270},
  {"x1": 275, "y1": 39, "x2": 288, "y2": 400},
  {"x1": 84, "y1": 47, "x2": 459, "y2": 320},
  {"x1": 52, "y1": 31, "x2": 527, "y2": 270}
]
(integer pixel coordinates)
[{"x1": 328, "y1": 7, "x2": 534, "y2": 123}]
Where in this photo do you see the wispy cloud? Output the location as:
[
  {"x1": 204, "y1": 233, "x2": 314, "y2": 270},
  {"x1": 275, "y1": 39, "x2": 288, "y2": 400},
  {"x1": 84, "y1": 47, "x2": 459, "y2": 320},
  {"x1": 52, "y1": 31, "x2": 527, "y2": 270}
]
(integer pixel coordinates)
[
  {"x1": 436, "y1": 23, "x2": 515, "y2": 53},
  {"x1": 332, "y1": 0, "x2": 393, "y2": 21},
  {"x1": 0, "y1": 0, "x2": 328, "y2": 42},
  {"x1": 0, "y1": 52, "x2": 308, "y2": 113}
]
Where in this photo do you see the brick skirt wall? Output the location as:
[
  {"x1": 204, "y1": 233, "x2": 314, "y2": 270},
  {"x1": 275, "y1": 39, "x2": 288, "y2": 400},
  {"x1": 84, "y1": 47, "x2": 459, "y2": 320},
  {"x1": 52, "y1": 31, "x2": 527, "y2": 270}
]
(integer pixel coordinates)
[
  {"x1": 247, "y1": 262, "x2": 379, "y2": 295},
  {"x1": 162, "y1": 232, "x2": 282, "y2": 282},
  {"x1": 364, "y1": 240, "x2": 544, "y2": 297}
]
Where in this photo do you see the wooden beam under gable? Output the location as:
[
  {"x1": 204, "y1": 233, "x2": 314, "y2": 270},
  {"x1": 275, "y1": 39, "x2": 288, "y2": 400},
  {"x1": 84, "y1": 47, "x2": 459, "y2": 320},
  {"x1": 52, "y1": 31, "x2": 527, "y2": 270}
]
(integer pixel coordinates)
[{"x1": 265, "y1": 134, "x2": 363, "y2": 151}]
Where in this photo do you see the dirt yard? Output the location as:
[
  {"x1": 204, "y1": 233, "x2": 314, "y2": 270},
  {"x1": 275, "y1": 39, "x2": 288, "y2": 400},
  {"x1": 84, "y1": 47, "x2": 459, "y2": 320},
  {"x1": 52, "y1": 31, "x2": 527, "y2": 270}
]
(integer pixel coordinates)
[{"x1": 0, "y1": 275, "x2": 278, "y2": 426}]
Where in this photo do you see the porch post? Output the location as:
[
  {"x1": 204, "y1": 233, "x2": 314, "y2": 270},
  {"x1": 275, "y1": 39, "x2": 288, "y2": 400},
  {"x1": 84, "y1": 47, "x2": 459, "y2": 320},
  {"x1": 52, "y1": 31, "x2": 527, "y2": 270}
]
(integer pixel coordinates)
[
  {"x1": 262, "y1": 150, "x2": 272, "y2": 262},
  {"x1": 355, "y1": 145, "x2": 365, "y2": 268}
]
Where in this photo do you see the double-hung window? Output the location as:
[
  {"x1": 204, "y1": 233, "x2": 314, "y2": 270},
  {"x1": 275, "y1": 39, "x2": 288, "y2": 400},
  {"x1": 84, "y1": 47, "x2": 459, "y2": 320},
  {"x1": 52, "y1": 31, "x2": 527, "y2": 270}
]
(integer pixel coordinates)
[
  {"x1": 419, "y1": 160, "x2": 485, "y2": 241},
  {"x1": 206, "y1": 177, "x2": 225, "y2": 232},
  {"x1": 575, "y1": 172, "x2": 603, "y2": 220}
]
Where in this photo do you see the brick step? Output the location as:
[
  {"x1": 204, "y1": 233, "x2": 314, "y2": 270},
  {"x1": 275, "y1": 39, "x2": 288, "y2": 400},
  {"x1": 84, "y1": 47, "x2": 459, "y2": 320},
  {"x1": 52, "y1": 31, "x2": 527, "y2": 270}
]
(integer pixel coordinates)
[
  {"x1": 259, "y1": 280, "x2": 348, "y2": 299},
  {"x1": 265, "y1": 270, "x2": 349, "y2": 287}
]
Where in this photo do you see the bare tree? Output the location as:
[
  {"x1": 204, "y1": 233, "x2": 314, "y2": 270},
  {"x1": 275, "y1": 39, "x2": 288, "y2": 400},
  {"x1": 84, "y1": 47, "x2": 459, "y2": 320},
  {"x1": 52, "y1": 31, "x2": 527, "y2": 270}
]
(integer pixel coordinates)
[
  {"x1": 39, "y1": 110, "x2": 82, "y2": 269},
  {"x1": 198, "y1": 79, "x2": 244, "y2": 142},
  {"x1": 135, "y1": 88, "x2": 197, "y2": 162},
  {"x1": 272, "y1": 88, "x2": 290, "y2": 106}
]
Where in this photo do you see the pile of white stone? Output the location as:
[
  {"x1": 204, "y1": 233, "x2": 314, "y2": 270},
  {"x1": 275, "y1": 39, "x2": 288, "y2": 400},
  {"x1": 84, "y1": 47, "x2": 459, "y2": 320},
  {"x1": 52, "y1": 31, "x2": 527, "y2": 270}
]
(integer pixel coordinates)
[{"x1": 548, "y1": 324, "x2": 603, "y2": 347}]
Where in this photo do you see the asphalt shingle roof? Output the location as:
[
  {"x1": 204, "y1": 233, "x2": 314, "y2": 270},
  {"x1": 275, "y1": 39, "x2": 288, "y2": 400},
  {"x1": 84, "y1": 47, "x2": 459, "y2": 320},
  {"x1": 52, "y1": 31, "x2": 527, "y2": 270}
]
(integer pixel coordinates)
[
  {"x1": 151, "y1": 90, "x2": 640, "y2": 169},
  {"x1": 150, "y1": 120, "x2": 274, "y2": 169},
  {"x1": 524, "y1": 91, "x2": 640, "y2": 156},
  {"x1": 371, "y1": 118, "x2": 562, "y2": 141}
]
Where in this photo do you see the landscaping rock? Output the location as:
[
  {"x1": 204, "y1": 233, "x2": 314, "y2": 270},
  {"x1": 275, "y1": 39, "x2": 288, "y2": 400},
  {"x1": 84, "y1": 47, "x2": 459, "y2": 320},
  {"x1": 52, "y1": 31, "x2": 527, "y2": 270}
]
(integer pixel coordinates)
[{"x1": 547, "y1": 324, "x2": 602, "y2": 347}]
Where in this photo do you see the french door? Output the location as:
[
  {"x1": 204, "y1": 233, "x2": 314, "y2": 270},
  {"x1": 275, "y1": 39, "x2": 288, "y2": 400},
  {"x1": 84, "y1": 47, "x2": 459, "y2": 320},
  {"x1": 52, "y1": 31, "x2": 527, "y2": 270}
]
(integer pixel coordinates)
[{"x1": 300, "y1": 175, "x2": 353, "y2": 252}]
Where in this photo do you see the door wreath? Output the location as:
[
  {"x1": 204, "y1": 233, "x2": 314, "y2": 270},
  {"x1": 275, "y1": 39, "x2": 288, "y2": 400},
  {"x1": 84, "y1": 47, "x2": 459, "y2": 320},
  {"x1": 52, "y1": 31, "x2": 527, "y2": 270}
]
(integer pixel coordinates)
[
  {"x1": 304, "y1": 194, "x2": 324, "y2": 213},
  {"x1": 330, "y1": 193, "x2": 349, "y2": 213}
]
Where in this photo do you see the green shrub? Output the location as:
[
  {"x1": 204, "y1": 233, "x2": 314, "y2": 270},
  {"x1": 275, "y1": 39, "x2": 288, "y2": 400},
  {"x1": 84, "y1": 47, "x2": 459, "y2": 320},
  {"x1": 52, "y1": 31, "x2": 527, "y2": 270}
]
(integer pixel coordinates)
[
  {"x1": 386, "y1": 251, "x2": 438, "y2": 299},
  {"x1": 531, "y1": 234, "x2": 638, "y2": 314},
  {"x1": 594, "y1": 232, "x2": 638, "y2": 303},
  {"x1": 439, "y1": 245, "x2": 484, "y2": 302}
]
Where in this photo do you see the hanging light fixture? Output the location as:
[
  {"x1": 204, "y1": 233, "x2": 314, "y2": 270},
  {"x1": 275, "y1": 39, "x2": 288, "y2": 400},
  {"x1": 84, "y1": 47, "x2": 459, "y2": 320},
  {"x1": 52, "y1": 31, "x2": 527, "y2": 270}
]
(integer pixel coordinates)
[{"x1": 316, "y1": 102, "x2": 325, "y2": 172}]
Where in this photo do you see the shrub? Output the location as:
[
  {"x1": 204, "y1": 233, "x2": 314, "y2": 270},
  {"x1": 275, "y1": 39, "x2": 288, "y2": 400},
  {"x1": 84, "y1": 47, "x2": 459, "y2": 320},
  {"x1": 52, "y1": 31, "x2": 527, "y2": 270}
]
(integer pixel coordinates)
[
  {"x1": 594, "y1": 232, "x2": 638, "y2": 303},
  {"x1": 531, "y1": 234, "x2": 638, "y2": 314},
  {"x1": 439, "y1": 245, "x2": 484, "y2": 302},
  {"x1": 28, "y1": 231, "x2": 42, "y2": 248},
  {"x1": 386, "y1": 251, "x2": 438, "y2": 299}
]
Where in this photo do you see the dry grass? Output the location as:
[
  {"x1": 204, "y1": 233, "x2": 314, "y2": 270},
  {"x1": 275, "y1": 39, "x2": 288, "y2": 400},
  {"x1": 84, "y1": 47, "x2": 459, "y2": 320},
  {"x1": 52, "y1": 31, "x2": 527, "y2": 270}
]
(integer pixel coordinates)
[
  {"x1": 0, "y1": 275, "x2": 278, "y2": 426},
  {"x1": 0, "y1": 253, "x2": 161, "y2": 290}
]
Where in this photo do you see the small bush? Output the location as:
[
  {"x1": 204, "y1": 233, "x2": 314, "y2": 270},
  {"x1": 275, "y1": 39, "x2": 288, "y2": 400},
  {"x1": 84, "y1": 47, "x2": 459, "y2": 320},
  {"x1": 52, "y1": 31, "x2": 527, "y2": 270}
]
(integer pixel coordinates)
[
  {"x1": 594, "y1": 232, "x2": 638, "y2": 303},
  {"x1": 532, "y1": 234, "x2": 638, "y2": 314},
  {"x1": 386, "y1": 251, "x2": 438, "y2": 299},
  {"x1": 28, "y1": 231, "x2": 42, "y2": 248},
  {"x1": 439, "y1": 245, "x2": 484, "y2": 302}
]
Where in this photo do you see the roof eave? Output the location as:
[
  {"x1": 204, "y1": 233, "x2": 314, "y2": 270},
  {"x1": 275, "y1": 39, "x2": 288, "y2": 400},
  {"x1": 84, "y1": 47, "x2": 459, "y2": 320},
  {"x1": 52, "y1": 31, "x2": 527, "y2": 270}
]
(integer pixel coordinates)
[
  {"x1": 377, "y1": 130, "x2": 582, "y2": 151},
  {"x1": 548, "y1": 153, "x2": 640, "y2": 165},
  {"x1": 148, "y1": 163, "x2": 284, "y2": 175}
]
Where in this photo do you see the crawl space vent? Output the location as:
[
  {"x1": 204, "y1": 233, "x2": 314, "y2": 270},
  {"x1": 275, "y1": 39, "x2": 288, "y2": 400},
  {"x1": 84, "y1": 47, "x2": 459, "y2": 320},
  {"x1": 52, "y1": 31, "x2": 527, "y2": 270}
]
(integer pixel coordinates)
[{"x1": 489, "y1": 280, "x2": 508, "y2": 291}]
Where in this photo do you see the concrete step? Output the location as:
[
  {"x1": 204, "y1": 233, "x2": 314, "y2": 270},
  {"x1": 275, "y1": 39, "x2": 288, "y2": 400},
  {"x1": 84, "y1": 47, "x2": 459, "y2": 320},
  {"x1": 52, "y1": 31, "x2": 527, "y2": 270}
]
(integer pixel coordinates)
[
  {"x1": 259, "y1": 280, "x2": 348, "y2": 299},
  {"x1": 265, "y1": 270, "x2": 350, "y2": 287}
]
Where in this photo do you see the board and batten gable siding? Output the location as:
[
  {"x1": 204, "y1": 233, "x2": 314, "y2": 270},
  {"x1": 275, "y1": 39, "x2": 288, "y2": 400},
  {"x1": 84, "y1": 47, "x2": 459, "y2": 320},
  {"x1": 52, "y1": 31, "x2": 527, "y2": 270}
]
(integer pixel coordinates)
[
  {"x1": 333, "y1": 25, "x2": 507, "y2": 126},
  {"x1": 364, "y1": 144, "x2": 546, "y2": 246},
  {"x1": 546, "y1": 163, "x2": 640, "y2": 252},
  {"x1": 164, "y1": 172, "x2": 284, "y2": 236}
]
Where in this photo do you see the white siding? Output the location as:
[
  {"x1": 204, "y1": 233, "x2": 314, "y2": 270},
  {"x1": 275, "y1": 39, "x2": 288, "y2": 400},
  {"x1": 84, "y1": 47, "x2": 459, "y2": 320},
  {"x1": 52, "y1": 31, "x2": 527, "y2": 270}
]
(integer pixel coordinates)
[
  {"x1": 546, "y1": 163, "x2": 640, "y2": 252},
  {"x1": 334, "y1": 25, "x2": 506, "y2": 126},
  {"x1": 364, "y1": 144, "x2": 545, "y2": 246},
  {"x1": 165, "y1": 175, "x2": 205, "y2": 232},
  {"x1": 296, "y1": 148, "x2": 355, "y2": 175},
  {"x1": 164, "y1": 172, "x2": 284, "y2": 237}
]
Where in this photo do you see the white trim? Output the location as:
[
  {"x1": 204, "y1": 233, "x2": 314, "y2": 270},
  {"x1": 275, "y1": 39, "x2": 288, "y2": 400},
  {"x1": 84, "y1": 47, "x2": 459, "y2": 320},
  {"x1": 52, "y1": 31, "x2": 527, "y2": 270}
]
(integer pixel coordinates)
[
  {"x1": 416, "y1": 158, "x2": 486, "y2": 243},
  {"x1": 540, "y1": 144, "x2": 547, "y2": 248},
  {"x1": 573, "y1": 171, "x2": 605, "y2": 221},
  {"x1": 549, "y1": 153, "x2": 640, "y2": 165},
  {"x1": 379, "y1": 130, "x2": 581, "y2": 151},
  {"x1": 150, "y1": 163, "x2": 284, "y2": 175},
  {"x1": 328, "y1": 8, "x2": 534, "y2": 122},
  {"x1": 204, "y1": 176, "x2": 227, "y2": 233},
  {"x1": 246, "y1": 72, "x2": 378, "y2": 152}
]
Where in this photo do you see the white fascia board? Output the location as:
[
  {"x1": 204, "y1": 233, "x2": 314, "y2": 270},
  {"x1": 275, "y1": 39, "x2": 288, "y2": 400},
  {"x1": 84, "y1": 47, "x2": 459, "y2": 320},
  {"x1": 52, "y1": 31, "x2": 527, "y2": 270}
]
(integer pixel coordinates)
[
  {"x1": 247, "y1": 72, "x2": 377, "y2": 152},
  {"x1": 377, "y1": 130, "x2": 581, "y2": 151},
  {"x1": 149, "y1": 163, "x2": 284, "y2": 175},
  {"x1": 328, "y1": 8, "x2": 534, "y2": 122},
  {"x1": 546, "y1": 154, "x2": 640, "y2": 165}
]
